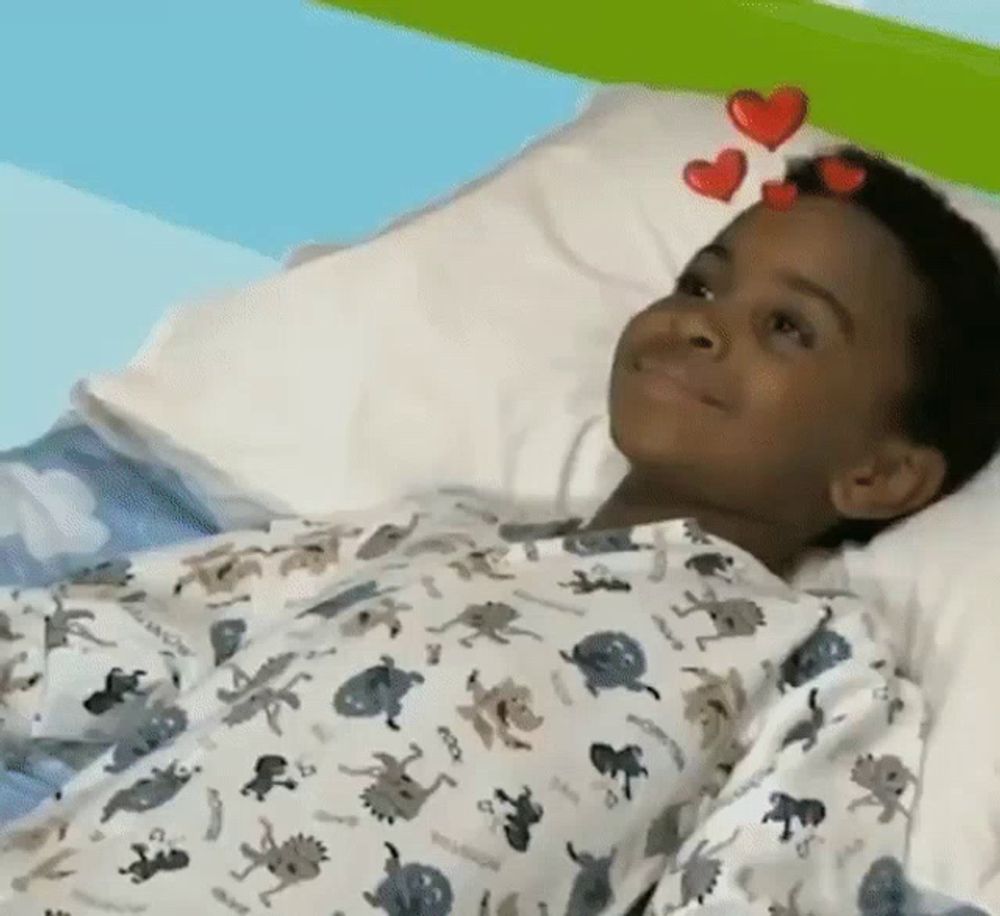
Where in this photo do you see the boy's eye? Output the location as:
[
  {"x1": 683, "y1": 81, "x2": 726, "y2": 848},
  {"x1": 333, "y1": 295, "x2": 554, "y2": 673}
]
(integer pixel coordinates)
[
  {"x1": 676, "y1": 272, "x2": 715, "y2": 301},
  {"x1": 770, "y1": 310, "x2": 815, "y2": 348}
]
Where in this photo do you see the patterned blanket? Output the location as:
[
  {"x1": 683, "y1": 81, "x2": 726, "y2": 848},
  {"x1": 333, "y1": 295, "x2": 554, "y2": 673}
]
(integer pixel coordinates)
[{"x1": 0, "y1": 489, "x2": 986, "y2": 915}]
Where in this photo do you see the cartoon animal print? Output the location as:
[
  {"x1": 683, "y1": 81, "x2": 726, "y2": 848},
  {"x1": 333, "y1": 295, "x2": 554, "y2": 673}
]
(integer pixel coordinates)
[
  {"x1": 565, "y1": 843, "x2": 616, "y2": 916},
  {"x1": 802, "y1": 588, "x2": 858, "y2": 602},
  {"x1": 453, "y1": 499, "x2": 501, "y2": 524},
  {"x1": 1, "y1": 817, "x2": 70, "y2": 855},
  {"x1": 447, "y1": 549, "x2": 515, "y2": 582},
  {"x1": 427, "y1": 601, "x2": 542, "y2": 648},
  {"x1": 230, "y1": 817, "x2": 329, "y2": 909},
  {"x1": 10, "y1": 848, "x2": 77, "y2": 893},
  {"x1": 83, "y1": 667, "x2": 148, "y2": 715},
  {"x1": 277, "y1": 524, "x2": 363, "y2": 576},
  {"x1": 0, "y1": 651, "x2": 41, "y2": 706},
  {"x1": 456, "y1": 670, "x2": 544, "y2": 750},
  {"x1": 173, "y1": 543, "x2": 264, "y2": 596},
  {"x1": 297, "y1": 580, "x2": 397, "y2": 620},
  {"x1": 684, "y1": 553, "x2": 736, "y2": 580},
  {"x1": 241, "y1": 755, "x2": 298, "y2": 802},
  {"x1": 0, "y1": 610, "x2": 23, "y2": 642},
  {"x1": 223, "y1": 673, "x2": 311, "y2": 735},
  {"x1": 563, "y1": 529, "x2": 645, "y2": 557},
  {"x1": 682, "y1": 519, "x2": 713, "y2": 545},
  {"x1": 210, "y1": 618, "x2": 247, "y2": 666},
  {"x1": 856, "y1": 857, "x2": 909, "y2": 916},
  {"x1": 363, "y1": 841, "x2": 454, "y2": 916},
  {"x1": 644, "y1": 803, "x2": 692, "y2": 861},
  {"x1": 589, "y1": 743, "x2": 648, "y2": 801},
  {"x1": 560, "y1": 631, "x2": 661, "y2": 700},
  {"x1": 119, "y1": 834, "x2": 190, "y2": 884},
  {"x1": 499, "y1": 519, "x2": 583, "y2": 543},
  {"x1": 356, "y1": 514, "x2": 420, "y2": 560},
  {"x1": 659, "y1": 830, "x2": 741, "y2": 913},
  {"x1": 404, "y1": 532, "x2": 479, "y2": 557},
  {"x1": 333, "y1": 654, "x2": 424, "y2": 730},
  {"x1": 681, "y1": 666, "x2": 747, "y2": 748},
  {"x1": 69, "y1": 558, "x2": 135, "y2": 589},
  {"x1": 856, "y1": 857, "x2": 990, "y2": 916},
  {"x1": 478, "y1": 890, "x2": 523, "y2": 916},
  {"x1": 494, "y1": 786, "x2": 543, "y2": 852},
  {"x1": 848, "y1": 754, "x2": 917, "y2": 823},
  {"x1": 559, "y1": 568, "x2": 632, "y2": 595},
  {"x1": 218, "y1": 652, "x2": 293, "y2": 700},
  {"x1": 100, "y1": 761, "x2": 199, "y2": 823},
  {"x1": 779, "y1": 607, "x2": 852, "y2": 692},
  {"x1": 651, "y1": 614, "x2": 684, "y2": 651},
  {"x1": 102, "y1": 700, "x2": 188, "y2": 773},
  {"x1": 781, "y1": 688, "x2": 846, "y2": 753},
  {"x1": 697, "y1": 739, "x2": 747, "y2": 801},
  {"x1": 718, "y1": 735, "x2": 747, "y2": 775},
  {"x1": 217, "y1": 653, "x2": 311, "y2": 736},
  {"x1": 671, "y1": 587, "x2": 766, "y2": 651},
  {"x1": 762, "y1": 792, "x2": 827, "y2": 842},
  {"x1": 339, "y1": 742, "x2": 456, "y2": 824},
  {"x1": 765, "y1": 883, "x2": 809, "y2": 916},
  {"x1": 339, "y1": 598, "x2": 412, "y2": 639},
  {"x1": 45, "y1": 596, "x2": 117, "y2": 650}
]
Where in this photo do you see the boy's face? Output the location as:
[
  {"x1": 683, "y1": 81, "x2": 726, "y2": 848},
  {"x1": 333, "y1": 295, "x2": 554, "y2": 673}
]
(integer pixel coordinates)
[{"x1": 609, "y1": 194, "x2": 934, "y2": 532}]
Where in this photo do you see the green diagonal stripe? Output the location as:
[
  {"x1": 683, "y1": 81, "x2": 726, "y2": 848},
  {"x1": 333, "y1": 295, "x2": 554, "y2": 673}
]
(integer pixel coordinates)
[{"x1": 317, "y1": 0, "x2": 1000, "y2": 193}]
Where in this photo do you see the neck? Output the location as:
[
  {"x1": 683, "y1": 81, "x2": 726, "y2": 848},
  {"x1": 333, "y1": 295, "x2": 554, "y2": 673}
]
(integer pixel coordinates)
[{"x1": 586, "y1": 471, "x2": 811, "y2": 579}]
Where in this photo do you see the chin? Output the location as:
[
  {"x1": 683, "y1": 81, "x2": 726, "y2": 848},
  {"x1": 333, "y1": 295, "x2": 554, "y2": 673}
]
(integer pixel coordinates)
[{"x1": 609, "y1": 405, "x2": 690, "y2": 470}]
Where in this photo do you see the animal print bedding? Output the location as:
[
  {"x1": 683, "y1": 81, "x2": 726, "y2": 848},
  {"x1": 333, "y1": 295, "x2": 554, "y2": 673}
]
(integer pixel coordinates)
[{"x1": 0, "y1": 488, "x2": 976, "y2": 914}]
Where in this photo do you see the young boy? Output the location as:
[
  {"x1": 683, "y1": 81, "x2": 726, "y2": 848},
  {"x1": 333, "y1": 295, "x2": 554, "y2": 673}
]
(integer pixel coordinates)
[
  {"x1": 594, "y1": 147, "x2": 1000, "y2": 577},
  {"x1": 0, "y1": 148, "x2": 997, "y2": 915}
]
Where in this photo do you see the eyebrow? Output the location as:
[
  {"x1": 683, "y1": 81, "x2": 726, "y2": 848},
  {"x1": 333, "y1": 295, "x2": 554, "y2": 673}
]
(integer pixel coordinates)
[{"x1": 692, "y1": 244, "x2": 856, "y2": 342}]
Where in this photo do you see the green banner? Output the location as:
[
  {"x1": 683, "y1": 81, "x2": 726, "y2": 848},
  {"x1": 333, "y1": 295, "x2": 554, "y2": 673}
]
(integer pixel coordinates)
[{"x1": 318, "y1": 0, "x2": 999, "y2": 193}]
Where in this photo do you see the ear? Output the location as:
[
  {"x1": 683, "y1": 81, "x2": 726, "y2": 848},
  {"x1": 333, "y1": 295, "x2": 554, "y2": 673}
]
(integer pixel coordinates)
[{"x1": 828, "y1": 439, "x2": 948, "y2": 522}]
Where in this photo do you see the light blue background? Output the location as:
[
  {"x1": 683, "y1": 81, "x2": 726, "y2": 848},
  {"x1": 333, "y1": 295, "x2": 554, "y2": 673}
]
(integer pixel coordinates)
[
  {"x1": 831, "y1": 0, "x2": 1000, "y2": 45},
  {"x1": 1, "y1": 0, "x2": 997, "y2": 448}
]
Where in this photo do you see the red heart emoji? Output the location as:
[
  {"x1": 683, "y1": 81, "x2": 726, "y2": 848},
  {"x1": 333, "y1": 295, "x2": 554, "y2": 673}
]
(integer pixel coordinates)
[
  {"x1": 819, "y1": 156, "x2": 867, "y2": 195},
  {"x1": 761, "y1": 180, "x2": 799, "y2": 211},
  {"x1": 683, "y1": 149, "x2": 747, "y2": 203},
  {"x1": 727, "y1": 86, "x2": 809, "y2": 151}
]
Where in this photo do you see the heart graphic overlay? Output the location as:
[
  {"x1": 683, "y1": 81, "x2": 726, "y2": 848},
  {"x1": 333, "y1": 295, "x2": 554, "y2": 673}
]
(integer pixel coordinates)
[
  {"x1": 727, "y1": 87, "x2": 809, "y2": 151},
  {"x1": 761, "y1": 180, "x2": 799, "y2": 211},
  {"x1": 682, "y1": 148, "x2": 748, "y2": 203},
  {"x1": 819, "y1": 156, "x2": 867, "y2": 195}
]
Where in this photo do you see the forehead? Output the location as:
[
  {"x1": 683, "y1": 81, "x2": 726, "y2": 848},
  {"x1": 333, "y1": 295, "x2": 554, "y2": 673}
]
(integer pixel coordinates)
[{"x1": 716, "y1": 195, "x2": 922, "y2": 313}]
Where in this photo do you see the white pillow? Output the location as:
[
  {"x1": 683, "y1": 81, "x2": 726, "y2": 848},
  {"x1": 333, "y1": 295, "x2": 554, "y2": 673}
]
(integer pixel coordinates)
[
  {"x1": 71, "y1": 85, "x2": 869, "y2": 524},
  {"x1": 73, "y1": 84, "x2": 1000, "y2": 907}
]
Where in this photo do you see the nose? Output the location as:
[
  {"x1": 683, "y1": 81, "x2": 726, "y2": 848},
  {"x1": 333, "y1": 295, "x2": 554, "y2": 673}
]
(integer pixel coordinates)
[
  {"x1": 685, "y1": 324, "x2": 721, "y2": 354},
  {"x1": 648, "y1": 302, "x2": 729, "y2": 359}
]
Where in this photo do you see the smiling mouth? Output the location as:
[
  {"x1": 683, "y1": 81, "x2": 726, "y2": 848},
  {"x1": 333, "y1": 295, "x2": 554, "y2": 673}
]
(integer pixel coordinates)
[{"x1": 629, "y1": 357, "x2": 725, "y2": 410}]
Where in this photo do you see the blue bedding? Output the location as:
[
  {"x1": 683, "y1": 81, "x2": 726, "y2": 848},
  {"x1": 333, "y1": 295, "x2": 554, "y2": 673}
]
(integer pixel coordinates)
[
  {"x1": 0, "y1": 754, "x2": 78, "y2": 827},
  {"x1": 0, "y1": 414, "x2": 225, "y2": 825},
  {"x1": 0, "y1": 414, "x2": 221, "y2": 589}
]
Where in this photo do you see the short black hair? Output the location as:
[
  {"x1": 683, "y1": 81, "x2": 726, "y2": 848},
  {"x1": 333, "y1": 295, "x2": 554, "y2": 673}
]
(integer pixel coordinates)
[{"x1": 784, "y1": 147, "x2": 1000, "y2": 550}]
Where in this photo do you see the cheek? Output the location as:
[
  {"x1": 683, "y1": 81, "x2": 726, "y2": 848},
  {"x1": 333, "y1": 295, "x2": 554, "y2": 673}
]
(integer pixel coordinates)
[
  {"x1": 742, "y1": 363, "x2": 814, "y2": 420},
  {"x1": 739, "y1": 364, "x2": 843, "y2": 454},
  {"x1": 742, "y1": 360, "x2": 879, "y2": 467}
]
